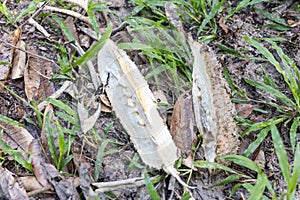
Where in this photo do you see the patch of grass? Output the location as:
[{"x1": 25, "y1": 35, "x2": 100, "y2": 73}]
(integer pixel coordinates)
[
  {"x1": 0, "y1": 0, "x2": 41, "y2": 25},
  {"x1": 119, "y1": 19, "x2": 192, "y2": 92},
  {"x1": 222, "y1": 38, "x2": 300, "y2": 198},
  {"x1": 44, "y1": 98, "x2": 78, "y2": 171}
]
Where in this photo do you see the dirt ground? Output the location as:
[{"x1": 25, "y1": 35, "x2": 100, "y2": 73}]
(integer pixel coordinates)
[{"x1": 0, "y1": 0, "x2": 299, "y2": 199}]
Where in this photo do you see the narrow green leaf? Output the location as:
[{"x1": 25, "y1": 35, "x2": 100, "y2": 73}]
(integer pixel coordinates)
[
  {"x1": 15, "y1": 0, "x2": 39, "y2": 23},
  {"x1": 44, "y1": 98, "x2": 76, "y2": 117},
  {"x1": 197, "y1": 0, "x2": 225, "y2": 35},
  {"x1": 145, "y1": 65, "x2": 168, "y2": 79},
  {"x1": 73, "y1": 23, "x2": 112, "y2": 67},
  {"x1": 288, "y1": 142, "x2": 300, "y2": 198},
  {"x1": 56, "y1": 121, "x2": 65, "y2": 171},
  {"x1": 0, "y1": 131, "x2": 32, "y2": 172},
  {"x1": 52, "y1": 15, "x2": 76, "y2": 42},
  {"x1": 290, "y1": 118, "x2": 299, "y2": 152},
  {"x1": 55, "y1": 111, "x2": 79, "y2": 127},
  {"x1": 243, "y1": 127, "x2": 270, "y2": 157},
  {"x1": 144, "y1": 172, "x2": 160, "y2": 200},
  {"x1": 0, "y1": 114, "x2": 24, "y2": 127},
  {"x1": 254, "y1": 7, "x2": 289, "y2": 27},
  {"x1": 244, "y1": 78, "x2": 296, "y2": 108},
  {"x1": 194, "y1": 160, "x2": 237, "y2": 174},
  {"x1": 249, "y1": 173, "x2": 267, "y2": 200},
  {"x1": 45, "y1": 113, "x2": 58, "y2": 165},
  {"x1": 0, "y1": 2, "x2": 13, "y2": 23},
  {"x1": 118, "y1": 42, "x2": 155, "y2": 51},
  {"x1": 94, "y1": 140, "x2": 109, "y2": 181},
  {"x1": 271, "y1": 122, "x2": 290, "y2": 184},
  {"x1": 221, "y1": 155, "x2": 260, "y2": 173},
  {"x1": 206, "y1": 174, "x2": 241, "y2": 188}
]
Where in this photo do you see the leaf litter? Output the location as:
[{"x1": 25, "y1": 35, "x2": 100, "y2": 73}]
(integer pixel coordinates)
[{"x1": 0, "y1": 0, "x2": 298, "y2": 198}]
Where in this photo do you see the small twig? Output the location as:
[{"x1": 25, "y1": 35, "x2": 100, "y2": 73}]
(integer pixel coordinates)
[
  {"x1": 92, "y1": 176, "x2": 159, "y2": 193},
  {"x1": 27, "y1": 18, "x2": 50, "y2": 38},
  {"x1": 1, "y1": 41, "x2": 60, "y2": 69},
  {"x1": 38, "y1": 80, "x2": 72, "y2": 111},
  {"x1": 62, "y1": 0, "x2": 88, "y2": 11},
  {"x1": 42, "y1": 5, "x2": 90, "y2": 24},
  {"x1": 27, "y1": 185, "x2": 54, "y2": 197}
]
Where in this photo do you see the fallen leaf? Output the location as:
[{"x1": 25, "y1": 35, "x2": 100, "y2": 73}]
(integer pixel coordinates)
[
  {"x1": 24, "y1": 47, "x2": 41, "y2": 101},
  {"x1": 11, "y1": 27, "x2": 22, "y2": 62},
  {"x1": 77, "y1": 101, "x2": 101, "y2": 133},
  {"x1": 236, "y1": 103, "x2": 255, "y2": 118},
  {"x1": 218, "y1": 17, "x2": 228, "y2": 33},
  {"x1": 0, "y1": 165, "x2": 29, "y2": 200},
  {"x1": 0, "y1": 120, "x2": 34, "y2": 160},
  {"x1": 170, "y1": 91, "x2": 197, "y2": 159},
  {"x1": 28, "y1": 139, "x2": 50, "y2": 187},
  {"x1": 42, "y1": 163, "x2": 80, "y2": 199},
  {"x1": 11, "y1": 40, "x2": 26, "y2": 79}
]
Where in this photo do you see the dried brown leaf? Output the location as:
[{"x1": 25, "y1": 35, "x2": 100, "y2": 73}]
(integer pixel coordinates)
[
  {"x1": 42, "y1": 163, "x2": 80, "y2": 199},
  {"x1": 24, "y1": 47, "x2": 41, "y2": 101},
  {"x1": 11, "y1": 40, "x2": 26, "y2": 79},
  {"x1": 236, "y1": 103, "x2": 255, "y2": 118},
  {"x1": 11, "y1": 27, "x2": 22, "y2": 61},
  {"x1": 28, "y1": 139, "x2": 50, "y2": 187},
  {"x1": 0, "y1": 121, "x2": 34, "y2": 159},
  {"x1": 218, "y1": 17, "x2": 228, "y2": 33},
  {"x1": 170, "y1": 92, "x2": 197, "y2": 159},
  {"x1": 0, "y1": 165, "x2": 29, "y2": 200},
  {"x1": 77, "y1": 101, "x2": 101, "y2": 133}
]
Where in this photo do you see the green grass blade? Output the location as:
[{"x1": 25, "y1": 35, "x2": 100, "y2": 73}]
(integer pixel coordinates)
[
  {"x1": 73, "y1": 23, "x2": 112, "y2": 67},
  {"x1": 194, "y1": 160, "x2": 237, "y2": 174},
  {"x1": 55, "y1": 111, "x2": 79, "y2": 127},
  {"x1": 243, "y1": 126, "x2": 270, "y2": 157},
  {"x1": 221, "y1": 155, "x2": 260, "y2": 173},
  {"x1": 0, "y1": 130, "x2": 32, "y2": 172},
  {"x1": 56, "y1": 121, "x2": 65, "y2": 171},
  {"x1": 270, "y1": 121, "x2": 290, "y2": 184},
  {"x1": 206, "y1": 174, "x2": 241, "y2": 188},
  {"x1": 244, "y1": 37, "x2": 285, "y2": 76},
  {"x1": 266, "y1": 39, "x2": 300, "y2": 109},
  {"x1": 45, "y1": 113, "x2": 58, "y2": 165},
  {"x1": 0, "y1": 114, "x2": 24, "y2": 127},
  {"x1": 119, "y1": 42, "x2": 155, "y2": 51},
  {"x1": 290, "y1": 118, "x2": 299, "y2": 152},
  {"x1": 0, "y1": 2, "x2": 13, "y2": 23},
  {"x1": 249, "y1": 173, "x2": 268, "y2": 200},
  {"x1": 44, "y1": 98, "x2": 76, "y2": 117},
  {"x1": 244, "y1": 78, "x2": 296, "y2": 108},
  {"x1": 197, "y1": 0, "x2": 225, "y2": 35},
  {"x1": 228, "y1": 0, "x2": 267, "y2": 18},
  {"x1": 94, "y1": 140, "x2": 109, "y2": 181},
  {"x1": 144, "y1": 171, "x2": 160, "y2": 200},
  {"x1": 15, "y1": 0, "x2": 39, "y2": 23},
  {"x1": 241, "y1": 118, "x2": 284, "y2": 137},
  {"x1": 52, "y1": 15, "x2": 76, "y2": 42},
  {"x1": 288, "y1": 142, "x2": 300, "y2": 199},
  {"x1": 254, "y1": 7, "x2": 289, "y2": 27}
]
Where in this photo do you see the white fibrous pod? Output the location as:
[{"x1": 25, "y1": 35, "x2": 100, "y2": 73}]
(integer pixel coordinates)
[
  {"x1": 190, "y1": 38, "x2": 238, "y2": 164},
  {"x1": 97, "y1": 39, "x2": 185, "y2": 182}
]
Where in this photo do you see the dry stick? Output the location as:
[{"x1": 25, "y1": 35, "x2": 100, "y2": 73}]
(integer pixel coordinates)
[
  {"x1": 1, "y1": 41, "x2": 61, "y2": 70},
  {"x1": 27, "y1": 185, "x2": 54, "y2": 197},
  {"x1": 38, "y1": 80, "x2": 72, "y2": 111},
  {"x1": 27, "y1": 18, "x2": 50, "y2": 38},
  {"x1": 62, "y1": 0, "x2": 88, "y2": 11},
  {"x1": 92, "y1": 176, "x2": 159, "y2": 193},
  {"x1": 42, "y1": 5, "x2": 90, "y2": 24}
]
